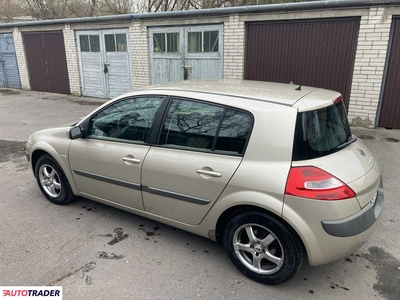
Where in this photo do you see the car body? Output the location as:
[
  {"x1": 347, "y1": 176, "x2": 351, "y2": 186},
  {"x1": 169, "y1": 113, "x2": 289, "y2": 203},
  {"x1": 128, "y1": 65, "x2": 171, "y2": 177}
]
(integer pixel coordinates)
[{"x1": 25, "y1": 80, "x2": 383, "y2": 284}]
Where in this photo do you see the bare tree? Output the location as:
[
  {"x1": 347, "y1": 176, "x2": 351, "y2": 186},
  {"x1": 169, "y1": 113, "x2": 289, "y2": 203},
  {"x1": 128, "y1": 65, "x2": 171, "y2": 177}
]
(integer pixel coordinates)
[
  {"x1": 0, "y1": 0, "x2": 321, "y2": 22},
  {"x1": 0, "y1": 0, "x2": 26, "y2": 22},
  {"x1": 68, "y1": 0, "x2": 99, "y2": 17},
  {"x1": 101, "y1": 0, "x2": 133, "y2": 14},
  {"x1": 23, "y1": 0, "x2": 71, "y2": 19}
]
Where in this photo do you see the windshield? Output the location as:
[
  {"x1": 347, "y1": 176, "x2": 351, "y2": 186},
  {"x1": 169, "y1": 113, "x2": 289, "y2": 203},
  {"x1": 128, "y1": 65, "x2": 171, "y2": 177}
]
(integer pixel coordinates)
[{"x1": 293, "y1": 101, "x2": 352, "y2": 161}]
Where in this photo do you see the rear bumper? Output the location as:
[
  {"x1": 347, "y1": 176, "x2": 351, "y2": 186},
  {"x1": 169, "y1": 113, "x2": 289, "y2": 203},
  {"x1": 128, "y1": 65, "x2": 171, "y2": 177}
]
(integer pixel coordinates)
[
  {"x1": 322, "y1": 176, "x2": 384, "y2": 237},
  {"x1": 282, "y1": 175, "x2": 383, "y2": 266}
]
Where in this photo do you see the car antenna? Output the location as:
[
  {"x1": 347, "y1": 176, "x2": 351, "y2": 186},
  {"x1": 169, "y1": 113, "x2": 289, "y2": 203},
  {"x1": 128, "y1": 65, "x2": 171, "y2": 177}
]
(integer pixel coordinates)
[{"x1": 295, "y1": 41, "x2": 326, "y2": 91}]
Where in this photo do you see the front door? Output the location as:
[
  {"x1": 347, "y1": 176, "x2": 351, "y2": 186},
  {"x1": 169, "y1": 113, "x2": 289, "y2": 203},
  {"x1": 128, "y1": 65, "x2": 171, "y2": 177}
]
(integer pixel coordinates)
[
  {"x1": 77, "y1": 29, "x2": 132, "y2": 98},
  {"x1": 142, "y1": 97, "x2": 253, "y2": 225},
  {"x1": 69, "y1": 95, "x2": 165, "y2": 210},
  {"x1": 0, "y1": 33, "x2": 21, "y2": 88},
  {"x1": 149, "y1": 25, "x2": 223, "y2": 84}
]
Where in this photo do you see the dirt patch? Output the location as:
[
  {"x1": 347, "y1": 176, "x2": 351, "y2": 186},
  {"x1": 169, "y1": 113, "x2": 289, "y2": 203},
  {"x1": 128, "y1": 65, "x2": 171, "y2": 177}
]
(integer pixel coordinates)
[
  {"x1": 383, "y1": 137, "x2": 400, "y2": 143},
  {"x1": 0, "y1": 89, "x2": 20, "y2": 96},
  {"x1": 97, "y1": 251, "x2": 125, "y2": 260},
  {"x1": 81, "y1": 261, "x2": 96, "y2": 286},
  {"x1": 0, "y1": 140, "x2": 26, "y2": 163},
  {"x1": 358, "y1": 135, "x2": 374, "y2": 140},
  {"x1": 69, "y1": 100, "x2": 105, "y2": 106}
]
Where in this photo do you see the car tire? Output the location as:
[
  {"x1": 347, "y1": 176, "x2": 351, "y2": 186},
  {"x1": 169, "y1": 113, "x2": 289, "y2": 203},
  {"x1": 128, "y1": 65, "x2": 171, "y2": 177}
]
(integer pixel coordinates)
[
  {"x1": 223, "y1": 210, "x2": 304, "y2": 285},
  {"x1": 34, "y1": 154, "x2": 75, "y2": 205}
]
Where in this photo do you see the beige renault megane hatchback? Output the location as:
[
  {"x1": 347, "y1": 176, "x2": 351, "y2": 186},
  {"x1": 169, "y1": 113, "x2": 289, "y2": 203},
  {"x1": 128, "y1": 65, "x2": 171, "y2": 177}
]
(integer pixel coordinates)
[{"x1": 25, "y1": 80, "x2": 383, "y2": 284}]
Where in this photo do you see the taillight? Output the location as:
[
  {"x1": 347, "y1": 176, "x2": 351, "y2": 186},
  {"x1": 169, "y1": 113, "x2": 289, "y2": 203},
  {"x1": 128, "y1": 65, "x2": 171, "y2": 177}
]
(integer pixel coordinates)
[{"x1": 285, "y1": 166, "x2": 355, "y2": 200}]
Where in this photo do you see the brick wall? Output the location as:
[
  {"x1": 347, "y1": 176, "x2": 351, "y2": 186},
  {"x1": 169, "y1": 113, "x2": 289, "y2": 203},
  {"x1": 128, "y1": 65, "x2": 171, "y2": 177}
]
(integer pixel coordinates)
[
  {"x1": 63, "y1": 25, "x2": 81, "y2": 96},
  {"x1": 130, "y1": 21, "x2": 151, "y2": 89},
  {"x1": 348, "y1": 7, "x2": 392, "y2": 127},
  {"x1": 223, "y1": 14, "x2": 245, "y2": 80},
  {"x1": 12, "y1": 28, "x2": 30, "y2": 90}
]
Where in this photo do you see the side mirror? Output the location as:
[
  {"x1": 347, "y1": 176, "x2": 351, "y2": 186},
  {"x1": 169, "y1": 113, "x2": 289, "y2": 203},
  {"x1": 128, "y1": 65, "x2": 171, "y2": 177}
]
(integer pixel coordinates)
[{"x1": 69, "y1": 126, "x2": 82, "y2": 139}]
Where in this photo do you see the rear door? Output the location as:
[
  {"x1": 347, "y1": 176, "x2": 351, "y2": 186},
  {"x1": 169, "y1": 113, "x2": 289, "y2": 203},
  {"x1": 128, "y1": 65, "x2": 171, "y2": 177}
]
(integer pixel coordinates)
[
  {"x1": 69, "y1": 96, "x2": 165, "y2": 210},
  {"x1": 142, "y1": 98, "x2": 253, "y2": 225}
]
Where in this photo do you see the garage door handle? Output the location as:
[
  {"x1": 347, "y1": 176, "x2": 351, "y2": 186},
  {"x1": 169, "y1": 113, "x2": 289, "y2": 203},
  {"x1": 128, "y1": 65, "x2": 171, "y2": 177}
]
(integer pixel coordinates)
[
  {"x1": 122, "y1": 157, "x2": 141, "y2": 164},
  {"x1": 196, "y1": 169, "x2": 222, "y2": 178}
]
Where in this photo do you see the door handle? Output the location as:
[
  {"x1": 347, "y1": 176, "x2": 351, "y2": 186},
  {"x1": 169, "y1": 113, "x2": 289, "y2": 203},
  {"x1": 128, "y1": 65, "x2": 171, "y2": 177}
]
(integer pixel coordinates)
[
  {"x1": 196, "y1": 169, "x2": 222, "y2": 178},
  {"x1": 122, "y1": 156, "x2": 141, "y2": 164}
]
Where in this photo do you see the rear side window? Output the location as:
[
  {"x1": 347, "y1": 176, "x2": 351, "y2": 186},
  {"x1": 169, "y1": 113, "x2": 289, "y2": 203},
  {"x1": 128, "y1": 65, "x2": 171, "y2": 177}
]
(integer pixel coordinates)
[
  {"x1": 293, "y1": 101, "x2": 351, "y2": 161},
  {"x1": 215, "y1": 109, "x2": 252, "y2": 154},
  {"x1": 159, "y1": 98, "x2": 252, "y2": 155}
]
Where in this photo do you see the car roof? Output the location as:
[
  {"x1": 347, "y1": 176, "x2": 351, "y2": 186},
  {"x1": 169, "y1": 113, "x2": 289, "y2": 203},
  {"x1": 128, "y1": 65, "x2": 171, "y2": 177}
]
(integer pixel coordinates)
[{"x1": 145, "y1": 80, "x2": 339, "y2": 107}]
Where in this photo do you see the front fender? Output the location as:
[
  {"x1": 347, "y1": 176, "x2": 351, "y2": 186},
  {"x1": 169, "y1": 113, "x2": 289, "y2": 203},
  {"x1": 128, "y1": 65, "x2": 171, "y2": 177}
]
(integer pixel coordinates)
[{"x1": 30, "y1": 128, "x2": 78, "y2": 196}]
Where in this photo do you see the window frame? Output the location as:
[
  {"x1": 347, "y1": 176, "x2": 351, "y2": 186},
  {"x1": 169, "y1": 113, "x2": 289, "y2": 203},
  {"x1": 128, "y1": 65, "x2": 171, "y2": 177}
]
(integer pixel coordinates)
[
  {"x1": 185, "y1": 25, "x2": 222, "y2": 59},
  {"x1": 104, "y1": 33, "x2": 128, "y2": 52},
  {"x1": 149, "y1": 27, "x2": 182, "y2": 59},
  {"x1": 153, "y1": 96, "x2": 254, "y2": 157}
]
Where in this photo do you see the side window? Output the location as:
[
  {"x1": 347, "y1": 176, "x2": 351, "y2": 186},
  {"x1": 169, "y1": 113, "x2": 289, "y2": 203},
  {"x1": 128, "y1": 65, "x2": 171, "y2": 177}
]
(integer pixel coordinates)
[
  {"x1": 159, "y1": 99, "x2": 224, "y2": 151},
  {"x1": 89, "y1": 97, "x2": 164, "y2": 143},
  {"x1": 215, "y1": 109, "x2": 252, "y2": 155},
  {"x1": 159, "y1": 99, "x2": 253, "y2": 155}
]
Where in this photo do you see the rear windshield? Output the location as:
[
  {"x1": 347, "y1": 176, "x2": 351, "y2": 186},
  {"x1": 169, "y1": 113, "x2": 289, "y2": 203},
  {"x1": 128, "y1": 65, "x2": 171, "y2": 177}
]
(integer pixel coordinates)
[{"x1": 293, "y1": 101, "x2": 352, "y2": 161}]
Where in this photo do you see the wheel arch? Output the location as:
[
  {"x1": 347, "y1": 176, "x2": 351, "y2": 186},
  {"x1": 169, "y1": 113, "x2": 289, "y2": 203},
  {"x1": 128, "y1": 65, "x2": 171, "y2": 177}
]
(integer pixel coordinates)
[
  {"x1": 31, "y1": 144, "x2": 79, "y2": 196},
  {"x1": 215, "y1": 204, "x2": 307, "y2": 262}
]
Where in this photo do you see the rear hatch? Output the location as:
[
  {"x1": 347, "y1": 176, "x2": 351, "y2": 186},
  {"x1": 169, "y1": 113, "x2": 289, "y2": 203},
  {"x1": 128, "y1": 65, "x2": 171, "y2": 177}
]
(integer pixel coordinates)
[{"x1": 290, "y1": 97, "x2": 379, "y2": 208}]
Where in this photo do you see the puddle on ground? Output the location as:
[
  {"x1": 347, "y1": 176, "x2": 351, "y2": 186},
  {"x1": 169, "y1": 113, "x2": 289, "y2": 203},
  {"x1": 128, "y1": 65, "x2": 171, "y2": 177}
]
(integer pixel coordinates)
[
  {"x1": 361, "y1": 246, "x2": 400, "y2": 300},
  {"x1": 358, "y1": 135, "x2": 374, "y2": 140},
  {"x1": 383, "y1": 137, "x2": 400, "y2": 143},
  {"x1": 69, "y1": 100, "x2": 104, "y2": 106},
  {"x1": 0, "y1": 140, "x2": 26, "y2": 163},
  {"x1": 0, "y1": 89, "x2": 20, "y2": 96},
  {"x1": 108, "y1": 228, "x2": 129, "y2": 245}
]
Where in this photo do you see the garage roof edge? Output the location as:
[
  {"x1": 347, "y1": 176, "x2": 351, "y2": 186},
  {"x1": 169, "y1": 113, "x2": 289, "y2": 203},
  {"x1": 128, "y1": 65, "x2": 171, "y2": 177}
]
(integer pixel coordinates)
[{"x1": 0, "y1": 0, "x2": 400, "y2": 29}]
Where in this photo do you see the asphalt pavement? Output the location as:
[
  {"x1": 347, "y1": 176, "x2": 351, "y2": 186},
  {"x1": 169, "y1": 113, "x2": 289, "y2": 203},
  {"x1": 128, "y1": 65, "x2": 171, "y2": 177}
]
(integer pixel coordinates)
[{"x1": 0, "y1": 88, "x2": 399, "y2": 300}]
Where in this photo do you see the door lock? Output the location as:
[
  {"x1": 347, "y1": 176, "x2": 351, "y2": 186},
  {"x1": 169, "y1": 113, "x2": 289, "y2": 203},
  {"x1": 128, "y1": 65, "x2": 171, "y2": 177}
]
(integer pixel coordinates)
[{"x1": 103, "y1": 63, "x2": 109, "y2": 74}]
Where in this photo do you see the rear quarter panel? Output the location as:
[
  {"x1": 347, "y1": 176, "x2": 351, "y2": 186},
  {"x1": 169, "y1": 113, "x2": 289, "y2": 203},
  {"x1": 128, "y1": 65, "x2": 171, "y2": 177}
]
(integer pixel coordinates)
[{"x1": 199, "y1": 104, "x2": 298, "y2": 234}]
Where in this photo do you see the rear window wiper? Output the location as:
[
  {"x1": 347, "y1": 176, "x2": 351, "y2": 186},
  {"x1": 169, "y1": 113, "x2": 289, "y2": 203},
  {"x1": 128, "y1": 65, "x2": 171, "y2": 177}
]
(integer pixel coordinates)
[{"x1": 336, "y1": 135, "x2": 357, "y2": 149}]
